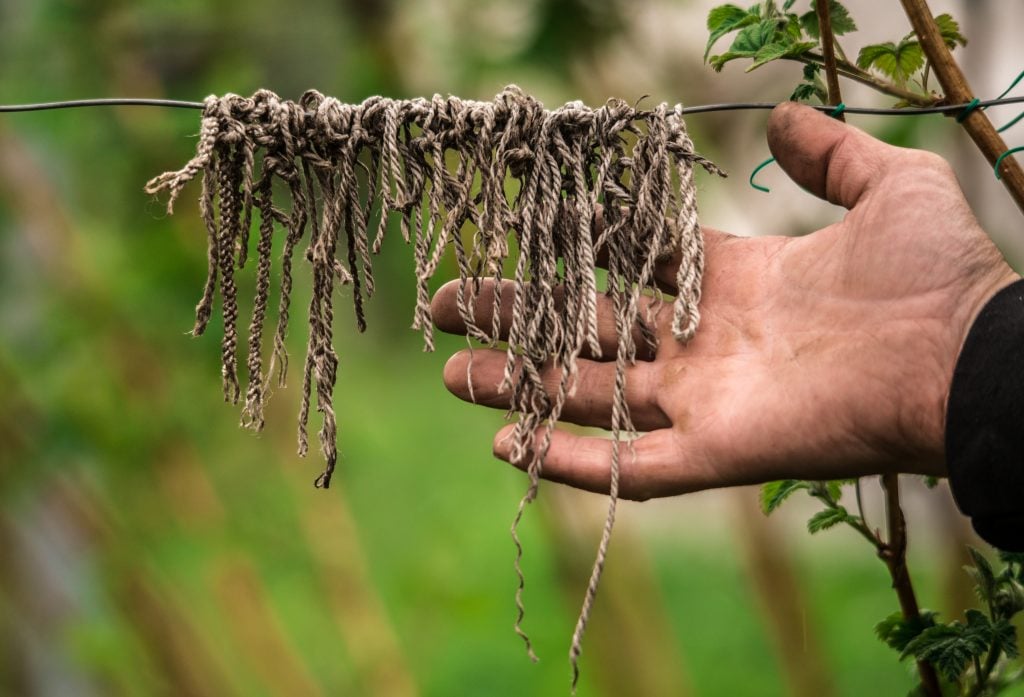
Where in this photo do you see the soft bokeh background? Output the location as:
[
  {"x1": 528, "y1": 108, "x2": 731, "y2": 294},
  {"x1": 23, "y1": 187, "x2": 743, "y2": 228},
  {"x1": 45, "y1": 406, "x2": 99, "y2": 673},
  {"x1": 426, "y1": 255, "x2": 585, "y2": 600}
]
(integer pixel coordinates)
[{"x1": 1, "y1": 1, "x2": 1022, "y2": 695}]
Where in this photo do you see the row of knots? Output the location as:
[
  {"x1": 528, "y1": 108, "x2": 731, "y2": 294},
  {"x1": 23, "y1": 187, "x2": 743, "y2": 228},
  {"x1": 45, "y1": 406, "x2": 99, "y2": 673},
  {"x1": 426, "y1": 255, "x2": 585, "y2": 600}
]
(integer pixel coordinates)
[{"x1": 144, "y1": 85, "x2": 723, "y2": 681}]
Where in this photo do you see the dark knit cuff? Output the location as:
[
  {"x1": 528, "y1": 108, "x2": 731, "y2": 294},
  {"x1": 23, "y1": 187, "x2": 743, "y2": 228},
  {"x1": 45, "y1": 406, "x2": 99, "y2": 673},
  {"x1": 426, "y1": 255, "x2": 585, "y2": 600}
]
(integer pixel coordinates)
[{"x1": 946, "y1": 279, "x2": 1024, "y2": 552}]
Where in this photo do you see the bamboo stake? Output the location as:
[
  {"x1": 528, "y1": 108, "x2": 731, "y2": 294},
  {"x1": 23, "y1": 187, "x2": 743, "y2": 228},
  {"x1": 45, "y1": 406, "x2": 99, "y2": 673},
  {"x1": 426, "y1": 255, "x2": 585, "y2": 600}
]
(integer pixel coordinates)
[{"x1": 900, "y1": 0, "x2": 1024, "y2": 217}]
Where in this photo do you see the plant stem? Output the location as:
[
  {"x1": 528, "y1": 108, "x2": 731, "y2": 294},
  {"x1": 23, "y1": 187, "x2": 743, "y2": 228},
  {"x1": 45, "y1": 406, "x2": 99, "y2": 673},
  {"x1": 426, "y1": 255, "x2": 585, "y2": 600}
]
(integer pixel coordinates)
[
  {"x1": 811, "y1": 18, "x2": 943, "y2": 692},
  {"x1": 899, "y1": 0, "x2": 1024, "y2": 216},
  {"x1": 784, "y1": 53, "x2": 938, "y2": 107},
  {"x1": 815, "y1": 0, "x2": 845, "y2": 120},
  {"x1": 879, "y1": 474, "x2": 943, "y2": 697},
  {"x1": 967, "y1": 643, "x2": 1002, "y2": 696},
  {"x1": 807, "y1": 12, "x2": 941, "y2": 689}
]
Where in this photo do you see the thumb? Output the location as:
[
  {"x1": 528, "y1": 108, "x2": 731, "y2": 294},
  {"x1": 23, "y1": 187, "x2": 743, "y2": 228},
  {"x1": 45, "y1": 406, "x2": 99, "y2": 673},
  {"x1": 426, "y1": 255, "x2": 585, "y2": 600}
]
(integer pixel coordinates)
[{"x1": 767, "y1": 102, "x2": 898, "y2": 210}]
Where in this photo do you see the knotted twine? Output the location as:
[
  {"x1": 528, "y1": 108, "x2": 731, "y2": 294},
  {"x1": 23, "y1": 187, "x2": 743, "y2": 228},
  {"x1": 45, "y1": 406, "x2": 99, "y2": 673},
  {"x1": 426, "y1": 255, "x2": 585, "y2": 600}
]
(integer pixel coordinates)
[{"x1": 145, "y1": 85, "x2": 722, "y2": 686}]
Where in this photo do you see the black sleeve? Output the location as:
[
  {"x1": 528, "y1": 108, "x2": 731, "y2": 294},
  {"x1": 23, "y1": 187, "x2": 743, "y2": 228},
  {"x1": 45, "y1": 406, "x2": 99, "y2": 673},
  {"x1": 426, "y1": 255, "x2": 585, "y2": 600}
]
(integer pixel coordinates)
[{"x1": 946, "y1": 279, "x2": 1024, "y2": 552}]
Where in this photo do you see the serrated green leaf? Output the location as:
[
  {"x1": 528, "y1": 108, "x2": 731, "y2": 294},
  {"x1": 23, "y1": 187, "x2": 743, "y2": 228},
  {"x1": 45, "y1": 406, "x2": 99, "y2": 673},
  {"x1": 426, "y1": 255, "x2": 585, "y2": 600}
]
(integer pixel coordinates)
[
  {"x1": 802, "y1": 62, "x2": 819, "y2": 80},
  {"x1": 901, "y1": 620, "x2": 989, "y2": 682},
  {"x1": 746, "y1": 39, "x2": 816, "y2": 70},
  {"x1": 826, "y1": 479, "x2": 850, "y2": 502},
  {"x1": 807, "y1": 506, "x2": 850, "y2": 534},
  {"x1": 747, "y1": 41, "x2": 792, "y2": 70},
  {"x1": 992, "y1": 618, "x2": 1019, "y2": 659},
  {"x1": 857, "y1": 42, "x2": 893, "y2": 69},
  {"x1": 707, "y1": 3, "x2": 748, "y2": 31},
  {"x1": 760, "y1": 479, "x2": 807, "y2": 515},
  {"x1": 856, "y1": 40, "x2": 924, "y2": 85},
  {"x1": 784, "y1": 13, "x2": 803, "y2": 41},
  {"x1": 934, "y1": 13, "x2": 967, "y2": 49},
  {"x1": 705, "y1": 4, "x2": 761, "y2": 61},
  {"x1": 729, "y1": 19, "x2": 780, "y2": 55},
  {"x1": 785, "y1": 40, "x2": 817, "y2": 56},
  {"x1": 968, "y1": 546, "x2": 998, "y2": 604},
  {"x1": 875, "y1": 610, "x2": 938, "y2": 653},
  {"x1": 999, "y1": 551, "x2": 1024, "y2": 567},
  {"x1": 790, "y1": 81, "x2": 825, "y2": 102},
  {"x1": 965, "y1": 608, "x2": 991, "y2": 629},
  {"x1": 799, "y1": 0, "x2": 857, "y2": 39},
  {"x1": 710, "y1": 51, "x2": 746, "y2": 71},
  {"x1": 994, "y1": 577, "x2": 1024, "y2": 619}
]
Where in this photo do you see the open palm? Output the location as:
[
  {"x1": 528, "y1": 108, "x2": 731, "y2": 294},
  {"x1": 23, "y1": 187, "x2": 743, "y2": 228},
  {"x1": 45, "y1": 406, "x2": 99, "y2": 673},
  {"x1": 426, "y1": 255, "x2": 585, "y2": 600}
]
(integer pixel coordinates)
[{"x1": 431, "y1": 103, "x2": 1018, "y2": 499}]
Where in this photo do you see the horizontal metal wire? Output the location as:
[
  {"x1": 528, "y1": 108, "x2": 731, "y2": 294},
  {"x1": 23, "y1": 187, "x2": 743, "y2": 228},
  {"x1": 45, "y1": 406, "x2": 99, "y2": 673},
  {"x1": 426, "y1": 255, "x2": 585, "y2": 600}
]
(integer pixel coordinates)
[{"x1": 0, "y1": 95, "x2": 1021, "y2": 116}]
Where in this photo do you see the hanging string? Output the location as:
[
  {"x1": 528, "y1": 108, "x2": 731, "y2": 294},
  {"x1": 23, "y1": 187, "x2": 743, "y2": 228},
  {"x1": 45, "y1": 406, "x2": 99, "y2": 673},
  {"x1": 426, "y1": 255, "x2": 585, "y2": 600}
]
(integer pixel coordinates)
[
  {"x1": 4, "y1": 87, "x2": 1023, "y2": 687},
  {"x1": 141, "y1": 87, "x2": 722, "y2": 685}
]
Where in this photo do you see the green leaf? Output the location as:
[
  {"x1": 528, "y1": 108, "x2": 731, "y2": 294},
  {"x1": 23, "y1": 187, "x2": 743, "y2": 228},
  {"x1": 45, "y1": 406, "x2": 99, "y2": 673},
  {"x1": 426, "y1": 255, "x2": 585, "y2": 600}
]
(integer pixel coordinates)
[
  {"x1": 707, "y1": 3, "x2": 748, "y2": 31},
  {"x1": 856, "y1": 40, "x2": 925, "y2": 85},
  {"x1": 790, "y1": 81, "x2": 825, "y2": 102},
  {"x1": 933, "y1": 13, "x2": 967, "y2": 49},
  {"x1": 747, "y1": 41, "x2": 793, "y2": 70},
  {"x1": 760, "y1": 479, "x2": 807, "y2": 515},
  {"x1": 729, "y1": 19, "x2": 780, "y2": 55},
  {"x1": 875, "y1": 610, "x2": 938, "y2": 653},
  {"x1": 825, "y1": 478, "x2": 857, "y2": 502},
  {"x1": 747, "y1": 40, "x2": 816, "y2": 70},
  {"x1": 807, "y1": 506, "x2": 850, "y2": 534},
  {"x1": 999, "y1": 551, "x2": 1024, "y2": 567},
  {"x1": 966, "y1": 546, "x2": 999, "y2": 605},
  {"x1": 705, "y1": 4, "x2": 760, "y2": 61},
  {"x1": 991, "y1": 617, "x2": 1019, "y2": 659},
  {"x1": 709, "y1": 17, "x2": 784, "y2": 70},
  {"x1": 799, "y1": 0, "x2": 857, "y2": 38},
  {"x1": 782, "y1": 0, "x2": 797, "y2": 10},
  {"x1": 994, "y1": 577, "x2": 1024, "y2": 619},
  {"x1": 857, "y1": 42, "x2": 893, "y2": 69},
  {"x1": 709, "y1": 52, "x2": 743, "y2": 71},
  {"x1": 956, "y1": 609, "x2": 1018, "y2": 661},
  {"x1": 901, "y1": 618, "x2": 990, "y2": 682},
  {"x1": 922, "y1": 475, "x2": 940, "y2": 489},
  {"x1": 784, "y1": 13, "x2": 803, "y2": 42}
]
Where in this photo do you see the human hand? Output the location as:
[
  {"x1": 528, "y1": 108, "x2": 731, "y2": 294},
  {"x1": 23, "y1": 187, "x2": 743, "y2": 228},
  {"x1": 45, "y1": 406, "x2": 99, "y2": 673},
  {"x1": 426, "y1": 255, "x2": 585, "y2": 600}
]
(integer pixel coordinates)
[{"x1": 430, "y1": 102, "x2": 1020, "y2": 500}]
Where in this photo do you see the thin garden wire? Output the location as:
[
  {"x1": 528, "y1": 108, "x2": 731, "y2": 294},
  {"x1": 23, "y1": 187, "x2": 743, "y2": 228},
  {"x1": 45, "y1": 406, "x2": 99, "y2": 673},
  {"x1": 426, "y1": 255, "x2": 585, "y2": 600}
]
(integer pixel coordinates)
[{"x1": 2, "y1": 95, "x2": 1023, "y2": 115}]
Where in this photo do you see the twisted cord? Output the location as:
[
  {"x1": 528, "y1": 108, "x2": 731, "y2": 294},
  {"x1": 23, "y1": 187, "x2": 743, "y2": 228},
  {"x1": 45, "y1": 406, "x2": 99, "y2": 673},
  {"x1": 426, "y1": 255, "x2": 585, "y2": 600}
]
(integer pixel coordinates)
[{"x1": 143, "y1": 85, "x2": 721, "y2": 680}]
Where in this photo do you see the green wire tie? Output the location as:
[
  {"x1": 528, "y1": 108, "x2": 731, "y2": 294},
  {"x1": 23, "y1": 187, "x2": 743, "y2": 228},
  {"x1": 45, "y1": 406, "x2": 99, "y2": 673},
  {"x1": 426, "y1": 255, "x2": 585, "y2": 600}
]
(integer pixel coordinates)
[
  {"x1": 954, "y1": 71, "x2": 1023, "y2": 131},
  {"x1": 996, "y1": 69, "x2": 1024, "y2": 133},
  {"x1": 956, "y1": 97, "x2": 980, "y2": 123},
  {"x1": 749, "y1": 156, "x2": 776, "y2": 193},
  {"x1": 750, "y1": 102, "x2": 846, "y2": 193},
  {"x1": 995, "y1": 146, "x2": 1024, "y2": 180}
]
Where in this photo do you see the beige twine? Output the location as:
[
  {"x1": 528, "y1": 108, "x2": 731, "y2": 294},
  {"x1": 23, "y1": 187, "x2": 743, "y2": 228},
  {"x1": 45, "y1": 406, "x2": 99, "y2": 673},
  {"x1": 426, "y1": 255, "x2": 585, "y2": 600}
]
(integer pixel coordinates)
[{"x1": 145, "y1": 85, "x2": 722, "y2": 687}]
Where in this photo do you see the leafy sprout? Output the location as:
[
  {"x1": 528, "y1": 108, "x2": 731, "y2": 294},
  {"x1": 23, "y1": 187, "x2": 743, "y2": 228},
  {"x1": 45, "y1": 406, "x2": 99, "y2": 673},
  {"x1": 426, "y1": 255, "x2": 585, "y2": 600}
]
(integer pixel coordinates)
[{"x1": 705, "y1": 1, "x2": 966, "y2": 107}]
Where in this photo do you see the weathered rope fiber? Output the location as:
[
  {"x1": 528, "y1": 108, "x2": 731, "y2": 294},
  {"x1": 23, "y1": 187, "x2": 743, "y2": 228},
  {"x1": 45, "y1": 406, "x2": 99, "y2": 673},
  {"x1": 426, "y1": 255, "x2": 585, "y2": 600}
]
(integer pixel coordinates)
[{"x1": 145, "y1": 85, "x2": 722, "y2": 684}]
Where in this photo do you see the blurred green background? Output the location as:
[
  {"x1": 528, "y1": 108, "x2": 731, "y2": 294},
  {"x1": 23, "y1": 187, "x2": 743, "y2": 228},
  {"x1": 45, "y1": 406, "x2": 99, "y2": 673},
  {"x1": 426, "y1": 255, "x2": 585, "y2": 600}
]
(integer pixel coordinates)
[{"x1": 1, "y1": 0, "x2": 1022, "y2": 695}]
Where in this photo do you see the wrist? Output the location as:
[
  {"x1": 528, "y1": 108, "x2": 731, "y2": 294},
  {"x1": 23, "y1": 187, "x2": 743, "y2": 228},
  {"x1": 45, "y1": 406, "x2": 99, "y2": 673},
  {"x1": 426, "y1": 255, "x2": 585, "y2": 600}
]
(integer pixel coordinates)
[
  {"x1": 943, "y1": 276, "x2": 1024, "y2": 551},
  {"x1": 934, "y1": 262, "x2": 1022, "y2": 464}
]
